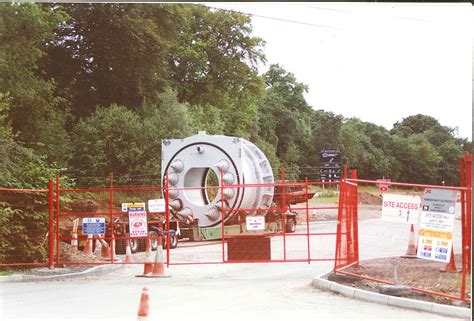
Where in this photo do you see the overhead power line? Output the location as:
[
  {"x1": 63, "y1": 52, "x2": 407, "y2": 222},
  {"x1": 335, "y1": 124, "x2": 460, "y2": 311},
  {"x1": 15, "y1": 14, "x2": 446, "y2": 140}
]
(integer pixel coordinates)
[{"x1": 205, "y1": 4, "x2": 341, "y2": 30}]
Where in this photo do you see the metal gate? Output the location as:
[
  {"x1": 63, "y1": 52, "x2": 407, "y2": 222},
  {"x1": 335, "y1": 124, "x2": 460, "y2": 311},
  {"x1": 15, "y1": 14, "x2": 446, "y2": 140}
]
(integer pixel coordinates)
[{"x1": 52, "y1": 169, "x2": 344, "y2": 266}]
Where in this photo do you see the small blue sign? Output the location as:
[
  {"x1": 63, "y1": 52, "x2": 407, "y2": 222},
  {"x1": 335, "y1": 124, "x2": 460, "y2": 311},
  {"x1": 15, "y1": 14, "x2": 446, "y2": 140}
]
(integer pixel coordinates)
[{"x1": 82, "y1": 217, "x2": 105, "y2": 235}]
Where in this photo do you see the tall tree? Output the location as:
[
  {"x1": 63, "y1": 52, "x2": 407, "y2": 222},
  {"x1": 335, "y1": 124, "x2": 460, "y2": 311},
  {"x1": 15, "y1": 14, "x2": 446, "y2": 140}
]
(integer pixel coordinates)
[
  {"x1": 43, "y1": 3, "x2": 185, "y2": 118},
  {"x1": 342, "y1": 118, "x2": 396, "y2": 179},
  {"x1": 257, "y1": 64, "x2": 313, "y2": 178},
  {"x1": 171, "y1": 5, "x2": 266, "y2": 138},
  {"x1": 0, "y1": 3, "x2": 71, "y2": 164}
]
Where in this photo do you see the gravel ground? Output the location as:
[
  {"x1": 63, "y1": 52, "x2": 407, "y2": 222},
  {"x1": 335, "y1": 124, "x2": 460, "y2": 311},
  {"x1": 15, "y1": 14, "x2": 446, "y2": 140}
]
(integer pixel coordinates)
[{"x1": 335, "y1": 255, "x2": 471, "y2": 307}]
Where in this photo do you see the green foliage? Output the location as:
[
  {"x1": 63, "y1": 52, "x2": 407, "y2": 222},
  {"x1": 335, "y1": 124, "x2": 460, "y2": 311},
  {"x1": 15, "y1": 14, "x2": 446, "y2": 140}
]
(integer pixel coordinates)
[
  {"x1": 342, "y1": 118, "x2": 396, "y2": 179},
  {"x1": 0, "y1": 200, "x2": 48, "y2": 264},
  {"x1": 0, "y1": 3, "x2": 71, "y2": 164},
  {"x1": 0, "y1": 98, "x2": 61, "y2": 189},
  {"x1": 391, "y1": 114, "x2": 442, "y2": 137},
  {"x1": 70, "y1": 104, "x2": 149, "y2": 181},
  {"x1": 172, "y1": 5, "x2": 265, "y2": 107},
  {"x1": 1, "y1": 3, "x2": 471, "y2": 189}
]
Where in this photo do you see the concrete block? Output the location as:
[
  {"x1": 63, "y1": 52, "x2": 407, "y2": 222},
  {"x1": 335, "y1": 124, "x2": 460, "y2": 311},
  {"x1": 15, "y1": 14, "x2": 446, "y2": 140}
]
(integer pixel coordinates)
[
  {"x1": 330, "y1": 282, "x2": 355, "y2": 298},
  {"x1": 311, "y1": 278, "x2": 332, "y2": 291},
  {"x1": 387, "y1": 296, "x2": 432, "y2": 313},
  {"x1": 353, "y1": 289, "x2": 389, "y2": 305},
  {"x1": 431, "y1": 302, "x2": 471, "y2": 319}
]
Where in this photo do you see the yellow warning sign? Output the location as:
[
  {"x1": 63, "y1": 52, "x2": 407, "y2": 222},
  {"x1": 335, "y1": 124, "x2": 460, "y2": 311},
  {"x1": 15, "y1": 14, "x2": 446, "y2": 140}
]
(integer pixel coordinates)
[{"x1": 418, "y1": 229, "x2": 452, "y2": 240}]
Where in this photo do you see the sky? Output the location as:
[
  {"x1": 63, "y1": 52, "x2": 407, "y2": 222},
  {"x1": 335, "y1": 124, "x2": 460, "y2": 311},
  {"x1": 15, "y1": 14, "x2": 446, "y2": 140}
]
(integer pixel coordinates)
[{"x1": 206, "y1": 2, "x2": 473, "y2": 140}]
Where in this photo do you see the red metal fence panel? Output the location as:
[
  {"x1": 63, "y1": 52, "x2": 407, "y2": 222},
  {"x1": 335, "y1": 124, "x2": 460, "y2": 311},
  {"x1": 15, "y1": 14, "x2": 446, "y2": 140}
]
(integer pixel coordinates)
[{"x1": 334, "y1": 155, "x2": 472, "y2": 302}]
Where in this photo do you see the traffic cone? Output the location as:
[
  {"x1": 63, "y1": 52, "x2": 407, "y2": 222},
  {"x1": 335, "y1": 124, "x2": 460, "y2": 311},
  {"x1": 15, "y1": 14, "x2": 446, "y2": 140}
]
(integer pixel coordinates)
[
  {"x1": 441, "y1": 247, "x2": 458, "y2": 272},
  {"x1": 136, "y1": 238, "x2": 154, "y2": 277},
  {"x1": 110, "y1": 233, "x2": 117, "y2": 261},
  {"x1": 99, "y1": 235, "x2": 111, "y2": 259},
  {"x1": 125, "y1": 238, "x2": 134, "y2": 263},
  {"x1": 71, "y1": 232, "x2": 78, "y2": 251},
  {"x1": 402, "y1": 224, "x2": 417, "y2": 258},
  {"x1": 146, "y1": 235, "x2": 171, "y2": 278},
  {"x1": 93, "y1": 236, "x2": 102, "y2": 257},
  {"x1": 83, "y1": 234, "x2": 93, "y2": 256},
  {"x1": 137, "y1": 287, "x2": 149, "y2": 321}
]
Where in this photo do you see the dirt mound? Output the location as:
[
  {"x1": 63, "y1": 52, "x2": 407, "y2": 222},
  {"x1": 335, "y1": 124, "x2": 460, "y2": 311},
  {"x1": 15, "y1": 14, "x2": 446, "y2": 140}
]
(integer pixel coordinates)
[
  {"x1": 59, "y1": 242, "x2": 105, "y2": 264},
  {"x1": 70, "y1": 199, "x2": 101, "y2": 212},
  {"x1": 358, "y1": 192, "x2": 382, "y2": 205}
]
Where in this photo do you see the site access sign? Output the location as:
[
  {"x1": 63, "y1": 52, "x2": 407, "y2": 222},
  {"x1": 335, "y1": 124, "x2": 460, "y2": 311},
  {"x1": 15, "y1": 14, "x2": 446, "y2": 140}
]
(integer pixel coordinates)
[
  {"x1": 417, "y1": 189, "x2": 457, "y2": 263},
  {"x1": 381, "y1": 194, "x2": 421, "y2": 224}
]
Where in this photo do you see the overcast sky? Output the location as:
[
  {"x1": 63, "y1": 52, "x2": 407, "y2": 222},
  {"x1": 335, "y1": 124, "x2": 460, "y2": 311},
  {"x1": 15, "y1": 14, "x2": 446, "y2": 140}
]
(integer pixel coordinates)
[{"x1": 206, "y1": 2, "x2": 472, "y2": 140}]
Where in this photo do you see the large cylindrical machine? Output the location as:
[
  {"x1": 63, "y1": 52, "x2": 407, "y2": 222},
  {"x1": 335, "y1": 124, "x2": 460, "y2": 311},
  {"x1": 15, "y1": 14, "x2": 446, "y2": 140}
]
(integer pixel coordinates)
[{"x1": 161, "y1": 132, "x2": 274, "y2": 227}]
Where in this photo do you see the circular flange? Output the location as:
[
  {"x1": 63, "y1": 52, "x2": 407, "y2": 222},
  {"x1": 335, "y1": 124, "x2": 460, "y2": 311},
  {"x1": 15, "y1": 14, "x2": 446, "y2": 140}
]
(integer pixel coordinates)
[{"x1": 162, "y1": 132, "x2": 274, "y2": 227}]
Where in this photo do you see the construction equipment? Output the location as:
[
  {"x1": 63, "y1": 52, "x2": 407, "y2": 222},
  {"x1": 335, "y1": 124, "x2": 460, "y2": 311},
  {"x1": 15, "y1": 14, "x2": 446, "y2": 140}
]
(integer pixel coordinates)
[{"x1": 162, "y1": 132, "x2": 315, "y2": 240}]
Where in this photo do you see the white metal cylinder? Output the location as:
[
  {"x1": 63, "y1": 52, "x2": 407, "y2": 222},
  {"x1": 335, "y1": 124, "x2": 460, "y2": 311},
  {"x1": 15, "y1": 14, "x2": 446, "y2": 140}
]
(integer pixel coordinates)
[{"x1": 161, "y1": 132, "x2": 274, "y2": 227}]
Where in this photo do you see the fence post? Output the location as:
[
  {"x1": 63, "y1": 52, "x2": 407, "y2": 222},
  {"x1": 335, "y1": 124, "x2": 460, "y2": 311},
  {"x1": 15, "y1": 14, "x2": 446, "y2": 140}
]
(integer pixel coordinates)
[
  {"x1": 48, "y1": 180, "x2": 54, "y2": 269},
  {"x1": 459, "y1": 157, "x2": 466, "y2": 301},
  {"x1": 109, "y1": 173, "x2": 114, "y2": 262},
  {"x1": 55, "y1": 176, "x2": 60, "y2": 266},
  {"x1": 305, "y1": 177, "x2": 311, "y2": 264},
  {"x1": 334, "y1": 178, "x2": 345, "y2": 271},
  {"x1": 351, "y1": 169, "x2": 359, "y2": 265},
  {"x1": 281, "y1": 167, "x2": 286, "y2": 261},
  {"x1": 165, "y1": 172, "x2": 170, "y2": 268},
  {"x1": 464, "y1": 154, "x2": 472, "y2": 273},
  {"x1": 220, "y1": 168, "x2": 225, "y2": 262}
]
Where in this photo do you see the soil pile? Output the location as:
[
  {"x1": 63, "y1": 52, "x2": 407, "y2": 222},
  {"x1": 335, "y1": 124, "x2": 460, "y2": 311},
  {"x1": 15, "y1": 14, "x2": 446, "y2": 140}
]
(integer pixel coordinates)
[{"x1": 358, "y1": 192, "x2": 382, "y2": 205}]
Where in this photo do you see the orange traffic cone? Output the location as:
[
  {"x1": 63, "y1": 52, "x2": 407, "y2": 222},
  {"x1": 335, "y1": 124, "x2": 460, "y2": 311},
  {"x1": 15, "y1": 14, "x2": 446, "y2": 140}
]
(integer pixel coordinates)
[
  {"x1": 402, "y1": 224, "x2": 417, "y2": 258},
  {"x1": 93, "y1": 237, "x2": 102, "y2": 257},
  {"x1": 442, "y1": 247, "x2": 458, "y2": 272},
  {"x1": 136, "y1": 238, "x2": 154, "y2": 277},
  {"x1": 110, "y1": 233, "x2": 117, "y2": 262},
  {"x1": 99, "y1": 235, "x2": 111, "y2": 259},
  {"x1": 125, "y1": 238, "x2": 134, "y2": 263},
  {"x1": 83, "y1": 234, "x2": 93, "y2": 256},
  {"x1": 146, "y1": 235, "x2": 171, "y2": 278},
  {"x1": 137, "y1": 287, "x2": 149, "y2": 321},
  {"x1": 71, "y1": 232, "x2": 78, "y2": 251}
]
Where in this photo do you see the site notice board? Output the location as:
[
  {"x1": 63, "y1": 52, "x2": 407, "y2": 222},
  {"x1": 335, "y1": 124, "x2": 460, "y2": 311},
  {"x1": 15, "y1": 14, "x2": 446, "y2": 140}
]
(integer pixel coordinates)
[
  {"x1": 125, "y1": 202, "x2": 148, "y2": 238},
  {"x1": 417, "y1": 189, "x2": 457, "y2": 263}
]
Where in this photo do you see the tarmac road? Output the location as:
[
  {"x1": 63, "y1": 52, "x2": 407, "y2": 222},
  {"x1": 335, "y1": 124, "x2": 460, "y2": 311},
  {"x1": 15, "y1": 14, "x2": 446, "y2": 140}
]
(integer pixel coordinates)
[{"x1": 0, "y1": 218, "x2": 467, "y2": 321}]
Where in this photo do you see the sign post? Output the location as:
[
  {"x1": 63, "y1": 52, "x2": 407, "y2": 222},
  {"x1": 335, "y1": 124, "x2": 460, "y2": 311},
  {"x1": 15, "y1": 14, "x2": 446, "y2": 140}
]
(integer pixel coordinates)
[{"x1": 417, "y1": 189, "x2": 457, "y2": 263}]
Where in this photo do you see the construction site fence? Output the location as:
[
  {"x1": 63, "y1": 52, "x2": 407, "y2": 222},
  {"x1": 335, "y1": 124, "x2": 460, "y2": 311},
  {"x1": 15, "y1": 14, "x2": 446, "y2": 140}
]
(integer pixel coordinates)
[
  {"x1": 1, "y1": 154, "x2": 471, "y2": 305},
  {"x1": 334, "y1": 154, "x2": 472, "y2": 303},
  {"x1": 1, "y1": 168, "x2": 346, "y2": 268}
]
